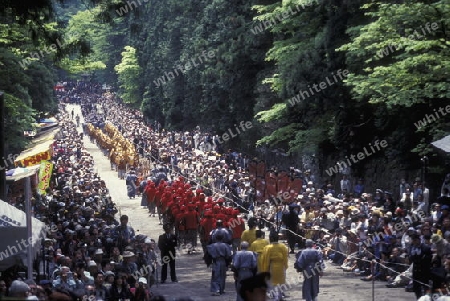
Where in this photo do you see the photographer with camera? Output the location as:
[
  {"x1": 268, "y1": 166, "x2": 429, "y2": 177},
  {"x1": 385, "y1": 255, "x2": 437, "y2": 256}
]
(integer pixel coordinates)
[{"x1": 328, "y1": 228, "x2": 347, "y2": 265}]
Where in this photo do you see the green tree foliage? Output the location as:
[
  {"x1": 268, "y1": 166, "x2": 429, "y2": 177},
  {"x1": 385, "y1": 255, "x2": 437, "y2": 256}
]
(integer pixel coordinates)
[
  {"x1": 114, "y1": 46, "x2": 142, "y2": 105},
  {"x1": 0, "y1": 0, "x2": 113, "y2": 154},
  {"x1": 4, "y1": 94, "x2": 36, "y2": 152},
  {"x1": 253, "y1": 0, "x2": 366, "y2": 156},
  {"x1": 58, "y1": 7, "x2": 108, "y2": 76},
  {"x1": 0, "y1": 17, "x2": 57, "y2": 154},
  {"x1": 4, "y1": 0, "x2": 447, "y2": 182},
  {"x1": 132, "y1": 0, "x2": 267, "y2": 152},
  {"x1": 339, "y1": 0, "x2": 450, "y2": 158}
]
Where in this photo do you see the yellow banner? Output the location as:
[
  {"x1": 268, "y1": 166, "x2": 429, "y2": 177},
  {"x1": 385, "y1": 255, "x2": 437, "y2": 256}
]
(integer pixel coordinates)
[{"x1": 38, "y1": 161, "x2": 53, "y2": 195}]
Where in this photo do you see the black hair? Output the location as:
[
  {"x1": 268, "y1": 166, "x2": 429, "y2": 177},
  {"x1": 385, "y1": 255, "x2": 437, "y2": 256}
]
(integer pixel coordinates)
[
  {"x1": 255, "y1": 230, "x2": 264, "y2": 238},
  {"x1": 248, "y1": 217, "x2": 257, "y2": 228},
  {"x1": 269, "y1": 229, "x2": 279, "y2": 243}
]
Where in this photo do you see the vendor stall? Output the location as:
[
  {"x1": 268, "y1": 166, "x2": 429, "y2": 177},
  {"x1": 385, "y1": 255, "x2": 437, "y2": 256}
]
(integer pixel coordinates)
[
  {"x1": 0, "y1": 199, "x2": 46, "y2": 272},
  {"x1": 14, "y1": 128, "x2": 59, "y2": 167}
]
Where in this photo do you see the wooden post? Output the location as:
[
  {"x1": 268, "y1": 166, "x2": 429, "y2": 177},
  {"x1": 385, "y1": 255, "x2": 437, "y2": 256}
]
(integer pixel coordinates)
[
  {"x1": 0, "y1": 92, "x2": 5, "y2": 201},
  {"x1": 25, "y1": 176, "x2": 33, "y2": 280}
]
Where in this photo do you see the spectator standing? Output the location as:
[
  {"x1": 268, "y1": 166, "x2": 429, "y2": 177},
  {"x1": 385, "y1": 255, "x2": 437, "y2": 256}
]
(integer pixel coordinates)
[
  {"x1": 399, "y1": 178, "x2": 410, "y2": 200},
  {"x1": 282, "y1": 204, "x2": 300, "y2": 254},
  {"x1": 114, "y1": 215, "x2": 136, "y2": 252},
  {"x1": 119, "y1": 251, "x2": 138, "y2": 276},
  {"x1": 158, "y1": 224, "x2": 178, "y2": 284},
  {"x1": 409, "y1": 234, "x2": 432, "y2": 300}
]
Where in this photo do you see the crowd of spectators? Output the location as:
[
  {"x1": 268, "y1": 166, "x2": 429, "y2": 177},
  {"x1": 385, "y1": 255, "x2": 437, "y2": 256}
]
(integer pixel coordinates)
[
  {"x1": 2, "y1": 80, "x2": 450, "y2": 301},
  {"x1": 78, "y1": 82, "x2": 450, "y2": 300},
  {"x1": 1, "y1": 99, "x2": 184, "y2": 300}
]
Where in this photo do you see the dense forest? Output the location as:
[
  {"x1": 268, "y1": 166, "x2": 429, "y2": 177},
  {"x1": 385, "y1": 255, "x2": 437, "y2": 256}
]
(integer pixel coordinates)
[{"x1": 0, "y1": 0, "x2": 449, "y2": 192}]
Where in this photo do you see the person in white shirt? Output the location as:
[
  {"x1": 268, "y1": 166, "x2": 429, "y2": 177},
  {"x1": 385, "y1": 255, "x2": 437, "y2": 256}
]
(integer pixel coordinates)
[
  {"x1": 329, "y1": 228, "x2": 348, "y2": 265},
  {"x1": 193, "y1": 132, "x2": 200, "y2": 149},
  {"x1": 399, "y1": 178, "x2": 410, "y2": 200},
  {"x1": 356, "y1": 214, "x2": 369, "y2": 242},
  {"x1": 401, "y1": 227, "x2": 416, "y2": 250},
  {"x1": 306, "y1": 181, "x2": 315, "y2": 193},
  {"x1": 422, "y1": 183, "x2": 430, "y2": 213},
  {"x1": 432, "y1": 204, "x2": 443, "y2": 224}
]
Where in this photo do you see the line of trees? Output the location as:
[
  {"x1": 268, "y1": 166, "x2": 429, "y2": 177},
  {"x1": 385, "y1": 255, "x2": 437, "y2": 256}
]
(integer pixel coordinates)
[{"x1": 1, "y1": 0, "x2": 449, "y2": 184}]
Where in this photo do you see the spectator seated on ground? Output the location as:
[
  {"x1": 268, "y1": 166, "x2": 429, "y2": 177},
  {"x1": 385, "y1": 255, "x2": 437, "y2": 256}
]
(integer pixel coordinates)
[{"x1": 341, "y1": 252, "x2": 360, "y2": 272}]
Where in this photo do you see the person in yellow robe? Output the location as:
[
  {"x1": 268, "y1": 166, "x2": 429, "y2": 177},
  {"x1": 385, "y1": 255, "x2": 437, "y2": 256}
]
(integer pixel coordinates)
[
  {"x1": 261, "y1": 231, "x2": 288, "y2": 301},
  {"x1": 241, "y1": 217, "x2": 258, "y2": 246},
  {"x1": 249, "y1": 230, "x2": 269, "y2": 273},
  {"x1": 241, "y1": 217, "x2": 257, "y2": 245}
]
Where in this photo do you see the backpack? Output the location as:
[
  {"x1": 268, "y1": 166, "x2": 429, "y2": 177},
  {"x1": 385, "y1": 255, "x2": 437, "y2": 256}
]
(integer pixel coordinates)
[{"x1": 293, "y1": 250, "x2": 303, "y2": 272}]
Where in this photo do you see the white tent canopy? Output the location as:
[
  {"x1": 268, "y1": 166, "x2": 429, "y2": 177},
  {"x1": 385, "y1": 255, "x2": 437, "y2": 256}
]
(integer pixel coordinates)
[
  {"x1": 5, "y1": 164, "x2": 40, "y2": 182},
  {"x1": 0, "y1": 199, "x2": 46, "y2": 271},
  {"x1": 432, "y1": 135, "x2": 450, "y2": 153}
]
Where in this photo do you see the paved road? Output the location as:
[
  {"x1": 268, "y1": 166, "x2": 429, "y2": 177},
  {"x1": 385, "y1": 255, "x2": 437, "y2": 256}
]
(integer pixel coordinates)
[{"x1": 67, "y1": 104, "x2": 415, "y2": 301}]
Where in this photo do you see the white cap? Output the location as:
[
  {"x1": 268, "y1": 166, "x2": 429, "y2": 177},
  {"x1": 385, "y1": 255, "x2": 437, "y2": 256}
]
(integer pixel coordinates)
[{"x1": 138, "y1": 277, "x2": 147, "y2": 284}]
